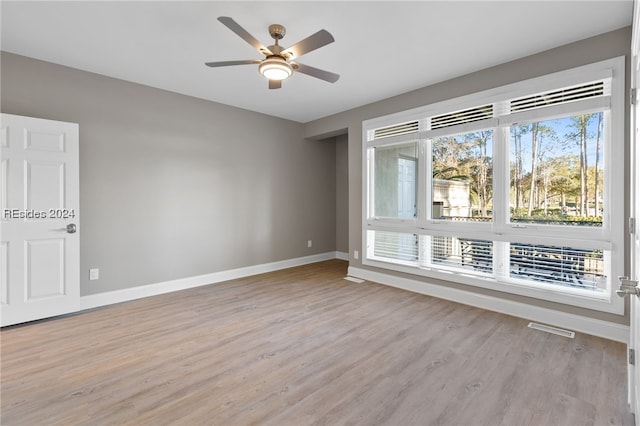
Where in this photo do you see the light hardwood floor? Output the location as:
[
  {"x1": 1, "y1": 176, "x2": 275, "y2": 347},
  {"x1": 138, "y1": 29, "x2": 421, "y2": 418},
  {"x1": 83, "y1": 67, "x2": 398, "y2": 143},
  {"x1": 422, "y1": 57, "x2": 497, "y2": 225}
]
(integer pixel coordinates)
[{"x1": 1, "y1": 259, "x2": 633, "y2": 425}]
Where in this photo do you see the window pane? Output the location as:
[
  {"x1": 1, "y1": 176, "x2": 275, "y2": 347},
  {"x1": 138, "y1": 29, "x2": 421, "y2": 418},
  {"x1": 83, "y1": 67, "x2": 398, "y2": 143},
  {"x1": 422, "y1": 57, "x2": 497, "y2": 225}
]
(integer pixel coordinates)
[
  {"x1": 431, "y1": 236, "x2": 493, "y2": 274},
  {"x1": 509, "y1": 113, "x2": 604, "y2": 227},
  {"x1": 373, "y1": 142, "x2": 418, "y2": 219},
  {"x1": 370, "y1": 230, "x2": 418, "y2": 262},
  {"x1": 432, "y1": 131, "x2": 493, "y2": 222},
  {"x1": 509, "y1": 243, "x2": 605, "y2": 292}
]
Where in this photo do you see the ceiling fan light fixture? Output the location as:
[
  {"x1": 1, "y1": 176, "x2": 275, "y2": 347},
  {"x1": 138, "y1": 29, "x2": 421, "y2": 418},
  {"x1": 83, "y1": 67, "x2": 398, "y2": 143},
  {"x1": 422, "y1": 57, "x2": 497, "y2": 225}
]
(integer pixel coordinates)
[{"x1": 259, "y1": 56, "x2": 292, "y2": 81}]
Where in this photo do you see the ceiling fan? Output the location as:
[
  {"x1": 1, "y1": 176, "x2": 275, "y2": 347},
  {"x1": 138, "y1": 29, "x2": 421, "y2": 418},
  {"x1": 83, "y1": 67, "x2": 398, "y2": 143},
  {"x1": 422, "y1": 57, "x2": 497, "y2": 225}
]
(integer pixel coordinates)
[{"x1": 205, "y1": 16, "x2": 340, "y2": 89}]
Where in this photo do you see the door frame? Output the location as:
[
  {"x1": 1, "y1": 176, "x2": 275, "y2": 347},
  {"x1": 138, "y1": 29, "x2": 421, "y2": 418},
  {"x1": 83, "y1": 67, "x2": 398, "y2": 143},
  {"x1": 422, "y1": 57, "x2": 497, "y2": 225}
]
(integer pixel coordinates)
[{"x1": 629, "y1": 0, "x2": 640, "y2": 417}]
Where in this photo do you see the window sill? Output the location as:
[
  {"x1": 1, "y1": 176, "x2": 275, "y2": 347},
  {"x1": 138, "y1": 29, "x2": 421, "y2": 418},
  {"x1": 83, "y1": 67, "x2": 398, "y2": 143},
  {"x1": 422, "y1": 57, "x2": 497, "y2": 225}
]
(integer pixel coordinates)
[{"x1": 362, "y1": 257, "x2": 623, "y2": 315}]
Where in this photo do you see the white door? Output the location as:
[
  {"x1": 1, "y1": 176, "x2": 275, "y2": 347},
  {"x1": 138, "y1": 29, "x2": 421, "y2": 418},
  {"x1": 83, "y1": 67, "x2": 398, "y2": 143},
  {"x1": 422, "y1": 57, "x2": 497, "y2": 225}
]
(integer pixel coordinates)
[
  {"x1": 630, "y1": 1, "x2": 640, "y2": 417},
  {"x1": 0, "y1": 114, "x2": 80, "y2": 326}
]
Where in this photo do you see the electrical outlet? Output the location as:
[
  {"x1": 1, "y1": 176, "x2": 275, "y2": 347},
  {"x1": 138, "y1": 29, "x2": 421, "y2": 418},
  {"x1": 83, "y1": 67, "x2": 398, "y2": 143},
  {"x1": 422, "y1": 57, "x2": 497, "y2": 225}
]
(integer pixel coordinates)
[
  {"x1": 354, "y1": 250, "x2": 359, "y2": 260},
  {"x1": 89, "y1": 268, "x2": 99, "y2": 280},
  {"x1": 307, "y1": 240, "x2": 313, "y2": 248}
]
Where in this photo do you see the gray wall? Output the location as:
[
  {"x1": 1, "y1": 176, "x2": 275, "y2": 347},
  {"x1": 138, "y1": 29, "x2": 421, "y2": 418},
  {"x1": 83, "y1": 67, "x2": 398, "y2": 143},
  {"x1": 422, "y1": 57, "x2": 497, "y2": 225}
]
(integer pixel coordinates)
[
  {"x1": 1, "y1": 52, "x2": 337, "y2": 296},
  {"x1": 305, "y1": 27, "x2": 632, "y2": 325}
]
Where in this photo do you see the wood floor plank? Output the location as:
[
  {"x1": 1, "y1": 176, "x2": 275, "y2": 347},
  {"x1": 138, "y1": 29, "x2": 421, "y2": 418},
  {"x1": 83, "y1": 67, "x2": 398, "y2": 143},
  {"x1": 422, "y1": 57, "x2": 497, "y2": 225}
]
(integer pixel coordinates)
[{"x1": 0, "y1": 259, "x2": 632, "y2": 425}]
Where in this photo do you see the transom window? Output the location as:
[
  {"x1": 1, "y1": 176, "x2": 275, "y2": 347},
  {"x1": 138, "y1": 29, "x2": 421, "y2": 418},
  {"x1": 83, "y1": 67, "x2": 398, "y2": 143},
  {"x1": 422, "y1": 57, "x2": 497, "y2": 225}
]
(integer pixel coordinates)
[{"x1": 363, "y1": 57, "x2": 624, "y2": 314}]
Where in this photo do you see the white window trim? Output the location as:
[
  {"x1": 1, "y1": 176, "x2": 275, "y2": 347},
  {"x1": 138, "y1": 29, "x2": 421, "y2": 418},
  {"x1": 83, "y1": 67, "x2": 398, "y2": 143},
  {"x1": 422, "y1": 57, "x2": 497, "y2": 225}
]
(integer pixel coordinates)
[{"x1": 362, "y1": 57, "x2": 625, "y2": 315}]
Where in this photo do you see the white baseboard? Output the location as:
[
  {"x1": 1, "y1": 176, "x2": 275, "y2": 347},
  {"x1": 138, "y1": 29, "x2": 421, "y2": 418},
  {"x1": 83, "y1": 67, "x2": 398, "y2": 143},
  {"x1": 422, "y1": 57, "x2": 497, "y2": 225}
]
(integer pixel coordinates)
[
  {"x1": 80, "y1": 252, "x2": 339, "y2": 312},
  {"x1": 348, "y1": 266, "x2": 630, "y2": 344},
  {"x1": 335, "y1": 251, "x2": 349, "y2": 261}
]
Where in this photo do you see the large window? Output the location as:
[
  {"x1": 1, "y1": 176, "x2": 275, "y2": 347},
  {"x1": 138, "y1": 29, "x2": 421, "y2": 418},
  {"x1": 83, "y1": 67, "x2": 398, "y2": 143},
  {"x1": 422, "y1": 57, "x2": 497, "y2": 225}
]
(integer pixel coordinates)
[{"x1": 363, "y1": 58, "x2": 625, "y2": 314}]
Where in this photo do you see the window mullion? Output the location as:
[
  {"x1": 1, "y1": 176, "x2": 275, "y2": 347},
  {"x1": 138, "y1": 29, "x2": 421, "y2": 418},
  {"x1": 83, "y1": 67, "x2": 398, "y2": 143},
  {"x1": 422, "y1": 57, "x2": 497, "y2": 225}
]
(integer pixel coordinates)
[
  {"x1": 424, "y1": 139, "x2": 432, "y2": 221},
  {"x1": 492, "y1": 123, "x2": 510, "y2": 233},
  {"x1": 417, "y1": 139, "x2": 429, "y2": 267},
  {"x1": 494, "y1": 241, "x2": 509, "y2": 281},
  {"x1": 367, "y1": 147, "x2": 375, "y2": 219}
]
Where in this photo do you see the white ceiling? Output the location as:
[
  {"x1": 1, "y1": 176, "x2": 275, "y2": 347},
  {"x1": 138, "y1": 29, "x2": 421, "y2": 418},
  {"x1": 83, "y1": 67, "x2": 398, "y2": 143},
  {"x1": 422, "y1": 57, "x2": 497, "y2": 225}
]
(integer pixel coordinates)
[{"x1": 1, "y1": 1, "x2": 633, "y2": 123}]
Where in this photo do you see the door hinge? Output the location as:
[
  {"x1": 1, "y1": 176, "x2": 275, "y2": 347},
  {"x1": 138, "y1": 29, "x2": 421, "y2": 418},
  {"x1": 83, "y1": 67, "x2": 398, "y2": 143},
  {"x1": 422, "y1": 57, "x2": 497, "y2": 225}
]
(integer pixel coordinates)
[
  {"x1": 631, "y1": 217, "x2": 637, "y2": 235},
  {"x1": 630, "y1": 348, "x2": 636, "y2": 365},
  {"x1": 632, "y1": 88, "x2": 638, "y2": 105}
]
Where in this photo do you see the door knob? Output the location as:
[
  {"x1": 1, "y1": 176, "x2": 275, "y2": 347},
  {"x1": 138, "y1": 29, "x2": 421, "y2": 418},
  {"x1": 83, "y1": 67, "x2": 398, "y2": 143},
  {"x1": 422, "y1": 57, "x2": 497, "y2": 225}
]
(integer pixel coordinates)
[
  {"x1": 66, "y1": 223, "x2": 77, "y2": 234},
  {"x1": 616, "y1": 276, "x2": 640, "y2": 298},
  {"x1": 616, "y1": 287, "x2": 640, "y2": 297}
]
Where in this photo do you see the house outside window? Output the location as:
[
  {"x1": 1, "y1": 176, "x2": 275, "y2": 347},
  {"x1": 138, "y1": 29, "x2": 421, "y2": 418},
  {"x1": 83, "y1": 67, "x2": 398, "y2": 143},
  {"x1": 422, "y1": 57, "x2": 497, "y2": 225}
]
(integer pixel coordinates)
[{"x1": 362, "y1": 57, "x2": 625, "y2": 314}]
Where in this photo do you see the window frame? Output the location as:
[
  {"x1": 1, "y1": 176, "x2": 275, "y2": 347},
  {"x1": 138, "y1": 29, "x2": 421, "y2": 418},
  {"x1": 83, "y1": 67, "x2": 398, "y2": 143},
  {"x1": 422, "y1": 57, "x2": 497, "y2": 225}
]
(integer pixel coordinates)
[{"x1": 362, "y1": 57, "x2": 625, "y2": 314}]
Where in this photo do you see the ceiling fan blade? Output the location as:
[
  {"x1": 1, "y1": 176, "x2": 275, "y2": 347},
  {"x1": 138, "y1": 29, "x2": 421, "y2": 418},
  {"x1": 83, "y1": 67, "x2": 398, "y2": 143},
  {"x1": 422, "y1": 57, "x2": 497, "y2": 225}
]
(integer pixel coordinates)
[
  {"x1": 218, "y1": 16, "x2": 273, "y2": 55},
  {"x1": 282, "y1": 29, "x2": 334, "y2": 59},
  {"x1": 205, "y1": 59, "x2": 261, "y2": 68},
  {"x1": 292, "y1": 62, "x2": 340, "y2": 83},
  {"x1": 268, "y1": 80, "x2": 282, "y2": 90}
]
